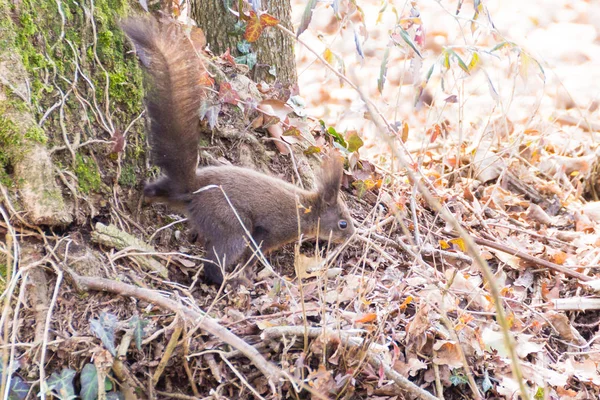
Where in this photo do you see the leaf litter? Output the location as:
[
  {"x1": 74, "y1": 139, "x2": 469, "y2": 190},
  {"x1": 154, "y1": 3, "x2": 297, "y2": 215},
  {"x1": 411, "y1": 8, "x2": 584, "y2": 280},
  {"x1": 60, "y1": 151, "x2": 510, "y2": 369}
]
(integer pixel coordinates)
[{"x1": 3, "y1": 0, "x2": 600, "y2": 399}]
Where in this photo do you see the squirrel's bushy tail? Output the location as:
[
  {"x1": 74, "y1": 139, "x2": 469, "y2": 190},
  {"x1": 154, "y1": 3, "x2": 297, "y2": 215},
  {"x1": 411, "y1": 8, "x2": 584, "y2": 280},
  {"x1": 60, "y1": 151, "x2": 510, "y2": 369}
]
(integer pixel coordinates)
[{"x1": 121, "y1": 17, "x2": 204, "y2": 195}]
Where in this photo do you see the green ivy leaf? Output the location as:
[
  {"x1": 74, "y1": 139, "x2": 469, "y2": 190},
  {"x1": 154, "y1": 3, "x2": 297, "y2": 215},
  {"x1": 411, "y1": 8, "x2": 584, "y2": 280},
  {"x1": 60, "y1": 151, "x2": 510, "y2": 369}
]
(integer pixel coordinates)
[
  {"x1": 232, "y1": 20, "x2": 246, "y2": 35},
  {"x1": 234, "y1": 52, "x2": 257, "y2": 70},
  {"x1": 236, "y1": 40, "x2": 251, "y2": 54},
  {"x1": 481, "y1": 371, "x2": 493, "y2": 393},
  {"x1": 90, "y1": 312, "x2": 118, "y2": 356},
  {"x1": 47, "y1": 368, "x2": 77, "y2": 400},
  {"x1": 326, "y1": 126, "x2": 347, "y2": 148},
  {"x1": 8, "y1": 376, "x2": 30, "y2": 400},
  {"x1": 346, "y1": 132, "x2": 364, "y2": 153},
  {"x1": 129, "y1": 315, "x2": 149, "y2": 351},
  {"x1": 449, "y1": 372, "x2": 469, "y2": 386},
  {"x1": 80, "y1": 364, "x2": 99, "y2": 400}
]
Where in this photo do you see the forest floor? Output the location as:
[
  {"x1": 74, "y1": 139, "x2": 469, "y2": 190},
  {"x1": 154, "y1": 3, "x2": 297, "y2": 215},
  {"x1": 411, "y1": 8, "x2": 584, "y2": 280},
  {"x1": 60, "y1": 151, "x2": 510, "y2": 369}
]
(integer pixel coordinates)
[
  {"x1": 3, "y1": 0, "x2": 600, "y2": 399},
  {"x1": 287, "y1": 0, "x2": 600, "y2": 398}
]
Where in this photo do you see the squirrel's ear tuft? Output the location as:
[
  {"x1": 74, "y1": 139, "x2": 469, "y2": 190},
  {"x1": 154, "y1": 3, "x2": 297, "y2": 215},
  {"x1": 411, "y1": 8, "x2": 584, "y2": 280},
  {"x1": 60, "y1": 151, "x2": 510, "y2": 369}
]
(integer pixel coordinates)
[{"x1": 317, "y1": 151, "x2": 344, "y2": 205}]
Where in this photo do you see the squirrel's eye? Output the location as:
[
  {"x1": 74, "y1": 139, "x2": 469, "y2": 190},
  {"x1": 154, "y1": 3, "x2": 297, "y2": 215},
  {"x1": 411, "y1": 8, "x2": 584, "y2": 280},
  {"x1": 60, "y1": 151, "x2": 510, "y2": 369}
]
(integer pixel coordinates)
[{"x1": 338, "y1": 220, "x2": 348, "y2": 230}]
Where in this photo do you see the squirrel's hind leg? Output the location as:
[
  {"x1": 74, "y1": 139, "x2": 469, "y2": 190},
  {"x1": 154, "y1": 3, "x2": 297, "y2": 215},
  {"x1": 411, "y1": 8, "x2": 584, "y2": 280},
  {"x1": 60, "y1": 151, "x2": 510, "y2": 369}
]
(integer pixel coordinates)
[{"x1": 202, "y1": 234, "x2": 250, "y2": 286}]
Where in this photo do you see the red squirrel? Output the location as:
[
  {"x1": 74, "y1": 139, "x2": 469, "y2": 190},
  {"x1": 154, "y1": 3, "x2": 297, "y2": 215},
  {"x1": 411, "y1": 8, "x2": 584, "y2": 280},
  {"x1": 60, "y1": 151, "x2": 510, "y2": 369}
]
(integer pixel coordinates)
[{"x1": 122, "y1": 17, "x2": 355, "y2": 285}]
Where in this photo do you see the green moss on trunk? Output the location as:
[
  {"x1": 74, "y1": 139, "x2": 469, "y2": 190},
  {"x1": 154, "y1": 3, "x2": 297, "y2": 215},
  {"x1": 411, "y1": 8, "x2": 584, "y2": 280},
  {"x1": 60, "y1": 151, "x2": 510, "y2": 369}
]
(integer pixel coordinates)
[{"x1": 1, "y1": 0, "x2": 148, "y2": 200}]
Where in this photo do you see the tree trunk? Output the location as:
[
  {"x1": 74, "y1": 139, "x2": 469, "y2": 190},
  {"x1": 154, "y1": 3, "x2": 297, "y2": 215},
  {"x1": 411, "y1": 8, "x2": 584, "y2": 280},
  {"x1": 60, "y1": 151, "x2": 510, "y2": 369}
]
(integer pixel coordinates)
[{"x1": 191, "y1": 0, "x2": 297, "y2": 91}]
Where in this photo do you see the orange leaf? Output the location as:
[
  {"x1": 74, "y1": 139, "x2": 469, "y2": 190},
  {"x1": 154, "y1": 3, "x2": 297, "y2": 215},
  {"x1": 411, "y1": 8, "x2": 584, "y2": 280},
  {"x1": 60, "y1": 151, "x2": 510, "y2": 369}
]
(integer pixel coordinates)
[
  {"x1": 218, "y1": 82, "x2": 240, "y2": 105},
  {"x1": 449, "y1": 238, "x2": 466, "y2": 252},
  {"x1": 506, "y1": 312, "x2": 515, "y2": 328},
  {"x1": 355, "y1": 313, "x2": 377, "y2": 324},
  {"x1": 260, "y1": 13, "x2": 279, "y2": 27},
  {"x1": 444, "y1": 154, "x2": 458, "y2": 168},
  {"x1": 189, "y1": 25, "x2": 207, "y2": 51},
  {"x1": 244, "y1": 12, "x2": 264, "y2": 42},
  {"x1": 459, "y1": 313, "x2": 474, "y2": 325},
  {"x1": 500, "y1": 287, "x2": 512, "y2": 296},
  {"x1": 552, "y1": 251, "x2": 568, "y2": 265},
  {"x1": 221, "y1": 48, "x2": 237, "y2": 66},
  {"x1": 170, "y1": 0, "x2": 181, "y2": 17},
  {"x1": 399, "y1": 295, "x2": 413, "y2": 311},
  {"x1": 198, "y1": 71, "x2": 214, "y2": 87},
  {"x1": 428, "y1": 123, "x2": 442, "y2": 143},
  {"x1": 541, "y1": 281, "x2": 551, "y2": 298},
  {"x1": 323, "y1": 48, "x2": 334, "y2": 65},
  {"x1": 400, "y1": 121, "x2": 409, "y2": 143}
]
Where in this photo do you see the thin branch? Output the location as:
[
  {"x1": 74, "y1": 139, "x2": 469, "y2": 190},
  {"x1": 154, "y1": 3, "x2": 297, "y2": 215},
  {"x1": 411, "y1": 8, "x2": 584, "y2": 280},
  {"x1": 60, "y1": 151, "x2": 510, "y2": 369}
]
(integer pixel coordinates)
[{"x1": 65, "y1": 270, "x2": 283, "y2": 393}]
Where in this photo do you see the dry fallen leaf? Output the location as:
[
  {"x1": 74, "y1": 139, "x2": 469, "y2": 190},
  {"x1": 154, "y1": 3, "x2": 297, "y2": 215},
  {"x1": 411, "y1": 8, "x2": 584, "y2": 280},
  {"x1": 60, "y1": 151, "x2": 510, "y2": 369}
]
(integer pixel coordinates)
[
  {"x1": 432, "y1": 340, "x2": 463, "y2": 369},
  {"x1": 524, "y1": 203, "x2": 554, "y2": 225}
]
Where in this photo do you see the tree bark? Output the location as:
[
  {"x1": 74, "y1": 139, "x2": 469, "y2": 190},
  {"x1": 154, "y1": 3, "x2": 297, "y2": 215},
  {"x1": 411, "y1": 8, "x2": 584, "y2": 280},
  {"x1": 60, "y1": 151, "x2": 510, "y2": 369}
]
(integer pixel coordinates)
[{"x1": 191, "y1": 0, "x2": 297, "y2": 91}]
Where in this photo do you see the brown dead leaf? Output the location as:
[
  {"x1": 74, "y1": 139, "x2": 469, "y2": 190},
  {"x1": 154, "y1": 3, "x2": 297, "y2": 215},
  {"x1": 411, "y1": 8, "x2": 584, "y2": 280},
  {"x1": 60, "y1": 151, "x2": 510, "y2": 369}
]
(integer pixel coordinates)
[
  {"x1": 432, "y1": 340, "x2": 463, "y2": 369},
  {"x1": 491, "y1": 248, "x2": 522, "y2": 270},
  {"x1": 566, "y1": 359, "x2": 600, "y2": 385},
  {"x1": 463, "y1": 186, "x2": 474, "y2": 202},
  {"x1": 427, "y1": 123, "x2": 443, "y2": 143},
  {"x1": 524, "y1": 203, "x2": 554, "y2": 225},
  {"x1": 110, "y1": 130, "x2": 125, "y2": 154},
  {"x1": 400, "y1": 121, "x2": 409, "y2": 143},
  {"x1": 406, "y1": 357, "x2": 428, "y2": 377},
  {"x1": 218, "y1": 82, "x2": 240, "y2": 105},
  {"x1": 541, "y1": 277, "x2": 561, "y2": 301},
  {"x1": 294, "y1": 254, "x2": 323, "y2": 279},
  {"x1": 189, "y1": 25, "x2": 207, "y2": 51},
  {"x1": 325, "y1": 274, "x2": 375, "y2": 304},
  {"x1": 483, "y1": 185, "x2": 529, "y2": 211},
  {"x1": 515, "y1": 334, "x2": 545, "y2": 358},
  {"x1": 471, "y1": 140, "x2": 504, "y2": 183},
  {"x1": 258, "y1": 99, "x2": 294, "y2": 120},
  {"x1": 538, "y1": 153, "x2": 594, "y2": 176},
  {"x1": 546, "y1": 312, "x2": 574, "y2": 341},
  {"x1": 405, "y1": 305, "x2": 433, "y2": 354},
  {"x1": 308, "y1": 364, "x2": 336, "y2": 394},
  {"x1": 556, "y1": 387, "x2": 578, "y2": 397}
]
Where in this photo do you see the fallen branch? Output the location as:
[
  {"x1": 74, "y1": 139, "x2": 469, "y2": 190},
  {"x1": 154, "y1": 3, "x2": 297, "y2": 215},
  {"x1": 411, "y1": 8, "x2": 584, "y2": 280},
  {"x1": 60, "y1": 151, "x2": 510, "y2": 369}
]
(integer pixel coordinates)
[
  {"x1": 64, "y1": 268, "x2": 283, "y2": 393},
  {"x1": 473, "y1": 237, "x2": 593, "y2": 282}
]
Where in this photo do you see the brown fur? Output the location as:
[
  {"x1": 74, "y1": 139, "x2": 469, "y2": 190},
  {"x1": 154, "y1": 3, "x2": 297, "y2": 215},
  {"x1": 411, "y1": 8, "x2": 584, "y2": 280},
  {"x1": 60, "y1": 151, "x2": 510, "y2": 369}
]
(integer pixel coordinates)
[{"x1": 122, "y1": 17, "x2": 355, "y2": 285}]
